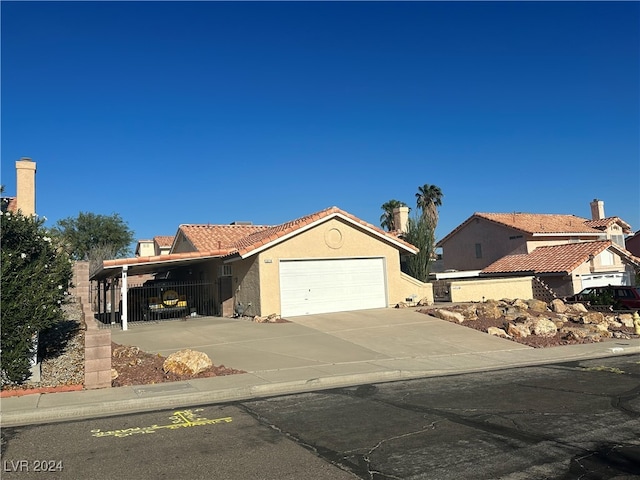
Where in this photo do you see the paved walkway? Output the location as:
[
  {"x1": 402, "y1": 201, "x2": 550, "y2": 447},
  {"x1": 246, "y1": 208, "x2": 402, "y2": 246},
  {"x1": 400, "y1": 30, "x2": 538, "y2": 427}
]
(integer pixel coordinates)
[{"x1": 2, "y1": 308, "x2": 639, "y2": 427}]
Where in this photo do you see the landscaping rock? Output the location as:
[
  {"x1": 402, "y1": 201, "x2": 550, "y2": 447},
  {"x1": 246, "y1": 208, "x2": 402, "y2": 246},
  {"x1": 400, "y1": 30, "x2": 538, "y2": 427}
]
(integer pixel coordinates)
[
  {"x1": 487, "y1": 327, "x2": 509, "y2": 338},
  {"x1": 432, "y1": 308, "x2": 466, "y2": 323},
  {"x1": 163, "y1": 349, "x2": 213, "y2": 376}
]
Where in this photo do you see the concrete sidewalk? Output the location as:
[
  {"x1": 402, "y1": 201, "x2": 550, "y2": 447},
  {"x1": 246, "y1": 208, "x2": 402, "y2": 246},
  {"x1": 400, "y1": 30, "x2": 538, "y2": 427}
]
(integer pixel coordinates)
[{"x1": 2, "y1": 308, "x2": 639, "y2": 427}]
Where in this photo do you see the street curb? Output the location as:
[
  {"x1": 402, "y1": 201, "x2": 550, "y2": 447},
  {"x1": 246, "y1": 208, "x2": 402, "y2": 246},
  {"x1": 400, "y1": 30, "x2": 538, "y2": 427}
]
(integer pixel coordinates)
[
  {"x1": 2, "y1": 345, "x2": 639, "y2": 427},
  {"x1": 0, "y1": 385, "x2": 83, "y2": 398}
]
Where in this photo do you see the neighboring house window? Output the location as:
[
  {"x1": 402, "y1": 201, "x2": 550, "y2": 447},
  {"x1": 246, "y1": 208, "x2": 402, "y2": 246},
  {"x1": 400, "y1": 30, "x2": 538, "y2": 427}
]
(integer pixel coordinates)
[
  {"x1": 475, "y1": 243, "x2": 482, "y2": 259},
  {"x1": 599, "y1": 250, "x2": 614, "y2": 266}
]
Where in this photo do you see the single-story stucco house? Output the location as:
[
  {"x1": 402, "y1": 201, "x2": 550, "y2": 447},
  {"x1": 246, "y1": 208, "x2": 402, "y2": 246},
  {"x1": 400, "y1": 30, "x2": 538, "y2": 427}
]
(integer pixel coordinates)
[{"x1": 91, "y1": 206, "x2": 433, "y2": 324}]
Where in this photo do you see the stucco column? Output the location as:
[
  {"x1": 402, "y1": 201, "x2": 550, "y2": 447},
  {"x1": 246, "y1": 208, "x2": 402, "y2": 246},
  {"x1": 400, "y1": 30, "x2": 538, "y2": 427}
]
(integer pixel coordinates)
[{"x1": 16, "y1": 157, "x2": 36, "y2": 216}]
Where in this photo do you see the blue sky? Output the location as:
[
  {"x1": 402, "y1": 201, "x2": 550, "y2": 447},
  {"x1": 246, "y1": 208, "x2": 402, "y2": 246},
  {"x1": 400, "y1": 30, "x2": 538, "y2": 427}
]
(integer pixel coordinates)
[{"x1": 2, "y1": 1, "x2": 638, "y2": 252}]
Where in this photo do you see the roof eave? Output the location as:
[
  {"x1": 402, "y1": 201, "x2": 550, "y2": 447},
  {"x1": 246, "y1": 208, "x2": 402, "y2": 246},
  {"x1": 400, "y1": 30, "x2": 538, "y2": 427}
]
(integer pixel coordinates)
[{"x1": 236, "y1": 212, "x2": 419, "y2": 259}]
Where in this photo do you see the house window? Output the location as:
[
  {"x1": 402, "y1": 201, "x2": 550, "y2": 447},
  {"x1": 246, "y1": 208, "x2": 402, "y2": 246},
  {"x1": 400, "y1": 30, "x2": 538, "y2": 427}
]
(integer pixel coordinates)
[
  {"x1": 475, "y1": 243, "x2": 482, "y2": 259},
  {"x1": 218, "y1": 265, "x2": 232, "y2": 277}
]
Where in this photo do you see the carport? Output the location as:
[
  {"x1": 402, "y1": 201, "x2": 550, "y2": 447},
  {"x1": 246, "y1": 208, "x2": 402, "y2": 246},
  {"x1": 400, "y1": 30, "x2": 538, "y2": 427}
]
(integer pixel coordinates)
[{"x1": 91, "y1": 252, "x2": 223, "y2": 330}]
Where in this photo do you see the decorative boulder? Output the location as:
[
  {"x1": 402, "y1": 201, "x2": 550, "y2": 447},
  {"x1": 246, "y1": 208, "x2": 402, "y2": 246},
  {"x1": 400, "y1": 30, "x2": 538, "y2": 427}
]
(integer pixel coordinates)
[
  {"x1": 432, "y1": 308, "x2": 466, "y2": 324},
  {"x1": 487, "y1": 326, "x2": 509, "y2": 338},
  {"x1": 531, "y1": 318, "x2": 558, "y2": 337},
  {"x1": 477, "y1": 301, "x2": 503, "y2": 320},
  {"x1": 526, "y1": 299, "x2": 549, "y2": 313},
  {"x1": 506, "y1": 322, "x2": 530, "y2": 338},
  {"x1": 566, "y1": 303, "x2": 589, "y2": 314},
  {"x1": 163, "y1": 349, "x2": 213, "y2": 376},
  {"x1": 580, "y1": 312, "x2": 606, "y2": 325},
  {"x1": 550, "y1": 299, "x2": 568, "y2": 314}
]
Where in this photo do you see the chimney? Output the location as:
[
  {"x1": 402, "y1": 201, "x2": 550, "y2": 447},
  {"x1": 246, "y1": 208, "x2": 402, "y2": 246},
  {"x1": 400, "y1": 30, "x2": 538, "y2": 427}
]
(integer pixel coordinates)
[
  {"x1": 590, "y1": 198, "x2": 604, "y2": 221},
  {"x1": 392, "y1": 206, "x2": 409, "y2": 234},
  {"x1": 16, "y1": 157, "x2": 36, "y2": 216}
]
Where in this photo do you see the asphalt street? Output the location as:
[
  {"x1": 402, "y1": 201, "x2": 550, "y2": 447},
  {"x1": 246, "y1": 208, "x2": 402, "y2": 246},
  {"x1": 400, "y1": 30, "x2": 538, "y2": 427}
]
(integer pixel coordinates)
[{"x1": 2, "y1": 354, "x2": 638, "y2": 479}]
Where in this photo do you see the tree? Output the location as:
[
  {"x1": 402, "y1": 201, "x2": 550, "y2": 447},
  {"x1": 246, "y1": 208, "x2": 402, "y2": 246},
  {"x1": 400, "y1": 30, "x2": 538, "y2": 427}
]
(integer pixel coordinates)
[
  {"x1": 403, "y1": 212, "x2": 436, "y2": 282},
  {"x1": 415, "y1": 184, "x2": 443, "y2": 226},
  {"x1": 1, "y1": 210, "x2": 73, "y2": 384},
  {"x1": 401, "y1": 183, "x2": 443, "y2": 281},
  {"x1": 52, "y1": 212, "x2": 134, "y2": 261},
  {"x1": 380, "y1": 200, "x2": 409, "y2": 232}
]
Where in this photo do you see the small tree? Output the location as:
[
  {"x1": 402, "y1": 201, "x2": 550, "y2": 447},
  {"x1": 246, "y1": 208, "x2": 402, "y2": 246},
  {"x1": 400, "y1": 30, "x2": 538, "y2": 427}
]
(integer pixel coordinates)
[
  {"x1": 403, "y1": 212, "x2": 436, "y2": 282},
  {"x1": 53, "y1": 212, "x2": 134, "y2": 261},
  {"x1": 1, "y1": 210, "x2": 73, "y2": 385}
]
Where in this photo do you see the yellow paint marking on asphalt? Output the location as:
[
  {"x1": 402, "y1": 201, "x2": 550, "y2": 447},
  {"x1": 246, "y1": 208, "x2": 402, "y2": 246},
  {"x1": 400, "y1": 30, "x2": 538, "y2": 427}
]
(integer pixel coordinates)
[{"x1": 91, "y1": 409, "x2": 232, "y2": 438}]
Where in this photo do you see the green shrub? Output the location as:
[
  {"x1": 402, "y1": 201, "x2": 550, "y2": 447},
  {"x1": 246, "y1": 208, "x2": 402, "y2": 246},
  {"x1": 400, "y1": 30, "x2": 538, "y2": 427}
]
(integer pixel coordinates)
[{"x1": 1, "y1": 210, "x2": 73, "y2": 385}]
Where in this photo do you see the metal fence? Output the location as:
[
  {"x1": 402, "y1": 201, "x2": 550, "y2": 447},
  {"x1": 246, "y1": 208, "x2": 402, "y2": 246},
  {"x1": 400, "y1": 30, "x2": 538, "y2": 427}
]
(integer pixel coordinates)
[{"x1": 94, "y1": 280, "x2": 216, "y2": 325}]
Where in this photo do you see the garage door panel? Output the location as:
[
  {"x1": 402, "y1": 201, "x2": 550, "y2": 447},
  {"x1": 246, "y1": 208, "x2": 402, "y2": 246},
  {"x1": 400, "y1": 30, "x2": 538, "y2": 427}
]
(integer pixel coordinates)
[{"x1": 280, "y1": 258, "x2": 387, "y2": 316}]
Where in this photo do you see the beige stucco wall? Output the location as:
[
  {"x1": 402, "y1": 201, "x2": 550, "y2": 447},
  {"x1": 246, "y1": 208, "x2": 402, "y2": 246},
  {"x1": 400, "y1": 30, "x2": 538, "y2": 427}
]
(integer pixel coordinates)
[
  {"x1": 230, "y1": 217, "x2": 421, "y2": 316},
  {"x1": 449, "y1": 277, "x2": 534, "y2": 302},
  {"x1": 230, "y1": 257, "x2": 261, "y2": 317},
  {"x1": 172, "y1": 232, "x2": 196, "y2": 253},
  {"x1": 397, "y1": 272, "x2": 433, "y2": 306},
  {"x1": 441, "y1": 219, "x2": 529, "y2": 271},
  {"x1": 136, "y1": 241, "x2": 155, "y2": 257}
]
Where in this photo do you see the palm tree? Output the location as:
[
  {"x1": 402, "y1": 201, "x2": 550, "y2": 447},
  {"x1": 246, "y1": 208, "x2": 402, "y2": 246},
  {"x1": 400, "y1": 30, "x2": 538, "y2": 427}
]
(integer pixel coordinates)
[
  {"x1": 379, "y1": 199, "x2": 408, "y2": 231},
  {"x1": 415, "y1": 184, "x2": 443, "y2": 226}
]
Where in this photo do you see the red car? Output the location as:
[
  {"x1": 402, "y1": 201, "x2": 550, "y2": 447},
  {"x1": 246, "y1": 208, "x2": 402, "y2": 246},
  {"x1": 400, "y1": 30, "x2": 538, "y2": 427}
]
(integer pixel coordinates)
[{"x1": 564, "y1": 285, "x2": 640, "y2": 311}]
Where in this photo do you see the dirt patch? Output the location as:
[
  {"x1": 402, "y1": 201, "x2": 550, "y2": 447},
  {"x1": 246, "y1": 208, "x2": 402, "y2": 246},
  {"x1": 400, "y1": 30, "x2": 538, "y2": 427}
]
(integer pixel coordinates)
[{"x1": 110, "y1": 342, "x2": 246, "y2": 387}]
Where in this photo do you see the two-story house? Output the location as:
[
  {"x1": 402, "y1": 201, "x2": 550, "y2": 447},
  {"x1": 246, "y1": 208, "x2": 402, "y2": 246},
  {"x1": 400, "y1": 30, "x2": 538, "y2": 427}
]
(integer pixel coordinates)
[{"x1": 436, "y1": 200, "x2": 638, "y2": 298}]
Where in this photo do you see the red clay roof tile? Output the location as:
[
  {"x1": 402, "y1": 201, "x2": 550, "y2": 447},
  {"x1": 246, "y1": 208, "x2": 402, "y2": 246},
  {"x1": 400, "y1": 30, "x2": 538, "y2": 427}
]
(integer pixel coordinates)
[{"x1": 482, "y1": 241, "x2": 613, "y2": 275}]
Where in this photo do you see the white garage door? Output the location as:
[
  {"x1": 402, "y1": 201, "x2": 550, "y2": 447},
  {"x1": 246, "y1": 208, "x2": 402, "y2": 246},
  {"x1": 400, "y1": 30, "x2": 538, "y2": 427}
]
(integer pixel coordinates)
[
  {"x1": 580, "y1": 272, "x2": 626, "y2": 289},
  {"x1": 280, "y1": 258, "x2": 387, "y2": 316}
]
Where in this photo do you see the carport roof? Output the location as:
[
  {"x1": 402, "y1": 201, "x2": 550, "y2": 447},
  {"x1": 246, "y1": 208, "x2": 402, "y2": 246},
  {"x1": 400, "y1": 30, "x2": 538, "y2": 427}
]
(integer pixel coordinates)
[{"x1": 91, "y1": 250, "x2": 227, "y2": 281}]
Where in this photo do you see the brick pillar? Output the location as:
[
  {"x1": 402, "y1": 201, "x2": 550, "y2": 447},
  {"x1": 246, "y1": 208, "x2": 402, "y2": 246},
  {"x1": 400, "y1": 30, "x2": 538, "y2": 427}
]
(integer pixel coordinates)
[{"x1": 73, "y1": 261, "x2": 112, "y2": 389}]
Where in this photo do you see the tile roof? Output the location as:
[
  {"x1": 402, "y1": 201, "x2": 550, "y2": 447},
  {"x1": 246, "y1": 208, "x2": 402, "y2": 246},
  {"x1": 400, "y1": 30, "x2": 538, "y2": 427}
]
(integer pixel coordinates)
[
  {"x1": 178, "y1": 224, "x2": 268, "y2": 253},
  {"x1": 97, "y1": 207, "x2": 419, "y2": 279},
  {"x1": 437, "y1": 212, "x2": 603, "y2": 247},
  {"x1": 153, "y1": 235, "x2": 175, "y2": 248},
  {"x1": 475, "y1": 213, "x2": 600, "y2": 234},
  {"x1": 232, "y1": 206, "x2": 418, "y2": 257},
  {"x1": 481, "y1": 240, "x2": 614, "y2": 275},
  {"x1": 584, "y1": 217, "x2": 632, "y2": 234},
  {"x1": 1, "y1": 197, "x2": 17, "y2": 213}
]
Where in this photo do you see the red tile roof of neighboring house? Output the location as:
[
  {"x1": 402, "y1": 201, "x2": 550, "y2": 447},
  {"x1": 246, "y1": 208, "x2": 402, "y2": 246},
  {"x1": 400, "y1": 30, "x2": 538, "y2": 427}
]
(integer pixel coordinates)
[
  {"x1": 475, "y1": 213, "x2": 600, "y2": 234},
  {"x1": 481, "y1": 240, "x2": 623, "y2": 275},
  {"x1": 1, "y1": 197, "x2": 17, "y2": 213},
  {"x1": 153, "y1": 235, "x2": 175, "y2": 248},
  {"x1": 584, "y1": 217, "x2": 632, "y2": 234},
  {"x1": 437, "y1": 212, "x2": 603, "y2": 247}
]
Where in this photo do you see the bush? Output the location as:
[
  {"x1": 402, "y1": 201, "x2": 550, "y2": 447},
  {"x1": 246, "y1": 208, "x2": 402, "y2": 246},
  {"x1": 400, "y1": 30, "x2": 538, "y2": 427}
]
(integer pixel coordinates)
[{"x1": 0, "y1": 211, "x2": 73, "y2": 385}]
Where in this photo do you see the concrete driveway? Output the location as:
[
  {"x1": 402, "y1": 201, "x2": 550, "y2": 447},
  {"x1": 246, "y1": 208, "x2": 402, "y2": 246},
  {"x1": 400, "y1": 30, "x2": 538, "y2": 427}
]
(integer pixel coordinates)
[{"x1": 110, "y1": 308, "x2": 532, "y2": 378}]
